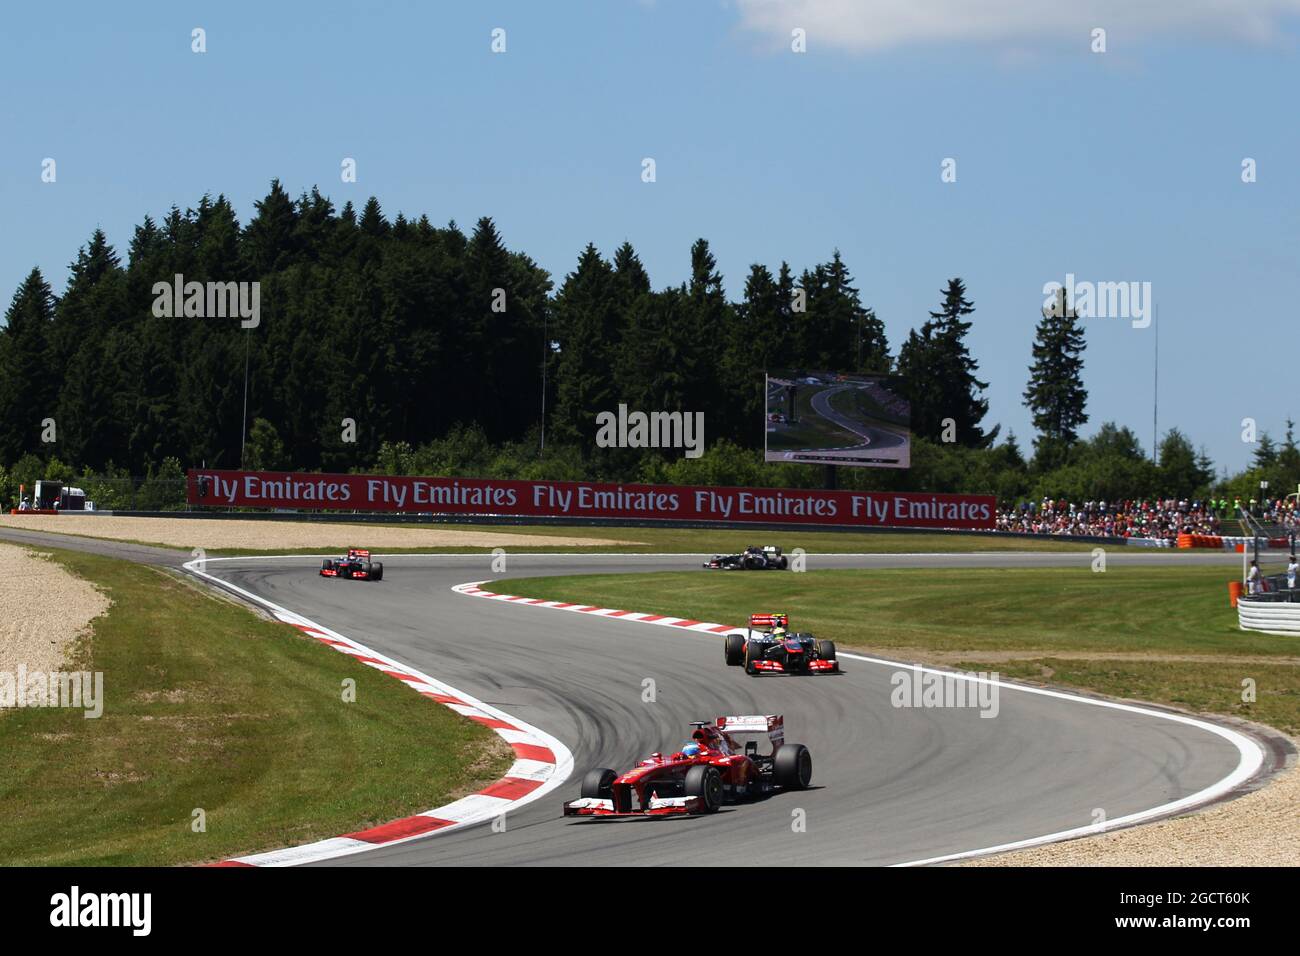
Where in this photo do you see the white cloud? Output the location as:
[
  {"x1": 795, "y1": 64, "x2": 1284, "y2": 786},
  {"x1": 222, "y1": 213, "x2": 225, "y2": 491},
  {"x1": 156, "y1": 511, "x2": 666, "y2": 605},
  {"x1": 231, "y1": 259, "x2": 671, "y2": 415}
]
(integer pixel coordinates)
[{"x1": 733, "y1": 0, "x2": 1300, "y2": 52}]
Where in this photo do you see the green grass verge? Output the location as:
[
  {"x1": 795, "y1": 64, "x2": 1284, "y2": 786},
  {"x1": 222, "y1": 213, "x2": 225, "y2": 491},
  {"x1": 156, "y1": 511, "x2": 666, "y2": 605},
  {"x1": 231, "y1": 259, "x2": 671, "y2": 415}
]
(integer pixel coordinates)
[
  {"x1": 0, "y1": 548, "x2": 511, "y2": 866},
  {"x1": 497, "y1": 566, "x2": 1300, "y2": 735}
]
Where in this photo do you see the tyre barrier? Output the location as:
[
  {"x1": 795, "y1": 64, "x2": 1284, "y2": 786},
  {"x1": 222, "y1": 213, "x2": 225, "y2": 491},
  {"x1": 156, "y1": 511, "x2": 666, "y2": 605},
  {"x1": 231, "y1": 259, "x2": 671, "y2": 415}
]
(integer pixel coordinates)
[
  {"x1": 1124, "y1": 536, "x2": 1173, "y2": 548},
  {"x1": 1178, "y1": 534, "x2": 1290, "y2": 550}
]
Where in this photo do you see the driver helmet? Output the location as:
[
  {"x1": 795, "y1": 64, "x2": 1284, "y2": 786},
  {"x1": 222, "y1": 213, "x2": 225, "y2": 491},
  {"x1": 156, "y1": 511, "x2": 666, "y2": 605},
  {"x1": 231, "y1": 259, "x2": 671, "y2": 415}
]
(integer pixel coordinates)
[{"x1": 681, "y1": 743, "x2": 702, "y2": 757}]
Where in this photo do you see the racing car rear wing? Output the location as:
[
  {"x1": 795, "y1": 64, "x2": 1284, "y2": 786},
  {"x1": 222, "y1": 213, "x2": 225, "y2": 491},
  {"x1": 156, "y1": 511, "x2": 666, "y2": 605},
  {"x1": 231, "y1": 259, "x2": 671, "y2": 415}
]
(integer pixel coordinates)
[
  {"x1": 749, "y1": 613, "x2": 788, "y2": 628},
  {"x1": 716, "y1": 715, "x2": 784, "y2": 743}
]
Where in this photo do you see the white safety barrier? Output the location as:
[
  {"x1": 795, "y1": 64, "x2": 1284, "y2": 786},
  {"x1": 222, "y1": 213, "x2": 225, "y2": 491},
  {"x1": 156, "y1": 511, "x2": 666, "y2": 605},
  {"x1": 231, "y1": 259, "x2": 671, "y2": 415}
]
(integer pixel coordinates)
[{"x1": 1238, "y1": 599, "x2": 1300, "y2": 635}]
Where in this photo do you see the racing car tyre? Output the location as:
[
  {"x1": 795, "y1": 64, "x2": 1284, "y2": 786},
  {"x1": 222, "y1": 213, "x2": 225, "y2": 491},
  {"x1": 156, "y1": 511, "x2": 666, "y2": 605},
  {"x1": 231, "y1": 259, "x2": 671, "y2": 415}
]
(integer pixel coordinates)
[
  {"x1": 684, "y1": 765, "x2": 723, "y2": 813},
  {"x1": 320, "y1": 559, "x2": 333, "y2": 573},
  {"x1": 743, "y1": 640, "x2": 762, "y2": 675},
  {"x1": 817, "y1": 639, "x2": 837, "y2": 662},
  {"x1": 580, "y1": 768, "x2": 617, "y2": 800},
  {"x1": 370, "y1": 561, "x2": 383, "y2": 581},
  {"x1": 777, "y1": 556, "x2": 788, "y2": 570},
  {"x1": 724, "y1": 634, "x2": 745, "y2": 666},
  {"x1": 743, "y1": 555, "x2": 763, "y2": 570},
  {"x1": 774, "y1": 743, "x2": 812, "y2": 790}
]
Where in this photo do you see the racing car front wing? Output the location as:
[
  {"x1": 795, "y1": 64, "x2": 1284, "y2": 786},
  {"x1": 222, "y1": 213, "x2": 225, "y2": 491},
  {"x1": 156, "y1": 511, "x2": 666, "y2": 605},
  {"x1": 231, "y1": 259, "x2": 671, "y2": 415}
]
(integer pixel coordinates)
[
  {"x1": 748, "y1": 658, "x2": 838, "y2": 674},
  {"x1": 563, "y1": 794, "x2": 704, "y2": 818}
]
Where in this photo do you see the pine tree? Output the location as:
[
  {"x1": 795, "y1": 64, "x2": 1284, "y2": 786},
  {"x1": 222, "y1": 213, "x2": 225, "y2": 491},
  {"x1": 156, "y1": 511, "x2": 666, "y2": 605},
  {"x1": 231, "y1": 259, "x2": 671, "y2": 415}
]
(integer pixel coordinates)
[
  {"x1": 242, "y1": 180, "x2": 299, "y2": 275},
  {"x1": 1023, "y1": 287, "x2": 1088, "y2": 468},
  {"x1": 1157, "y1": 428, "x2": 1211, "y2": 496},
  {"x1": 681, "y1": 239, "x2": 730, "y2": 417},
  {"x1": 790, "y1": 252, "x2": 887, "y2": 374},
  {"x1": 720, "y1": 263, "x2": 788, "y2": 443},
  {"x1": 897, "y1": 279, "x2": 994, "y2": 447},
  {"x1": 358, "y1": 197, "x2": 389, "y2": 238},
  {"x1": 611, "y1": 242, "x2": 650, "y2": 303},
  {"x1": 0, "y1": 269, "x2": 58, "y2": 464},
  {"x1": 1252, "y1": 432, "x2": 1278, "y2": 470},
  {"x1": 552, "y1": 245, "x2": 620, "y2": 446},
  {"x1": 1277, "y1": 419, "x2": 1300, "y2": 484}
]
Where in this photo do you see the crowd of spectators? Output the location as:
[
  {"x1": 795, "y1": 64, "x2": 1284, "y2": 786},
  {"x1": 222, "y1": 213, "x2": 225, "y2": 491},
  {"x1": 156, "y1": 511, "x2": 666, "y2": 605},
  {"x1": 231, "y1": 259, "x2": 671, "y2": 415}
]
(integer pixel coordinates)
[
  {"x1": 1258, "y1": 496, "x2": 1300, "y2": 533},
  {"x1": 997, "y1": 497, "x2": 1234, "y2": 540},
  {"x1": 996, "y1": 495, "x2": 1300, "y2": 539}
]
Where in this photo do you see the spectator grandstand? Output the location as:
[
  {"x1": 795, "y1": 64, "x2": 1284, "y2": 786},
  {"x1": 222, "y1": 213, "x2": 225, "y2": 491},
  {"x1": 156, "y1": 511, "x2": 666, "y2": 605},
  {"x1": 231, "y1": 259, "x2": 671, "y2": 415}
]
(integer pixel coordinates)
[
  {"x1": 996, "y1": 495, "x2": 1299, "y2": 541},
  {"x1": 997, "y1": 497, "x2": 1222, "y2": 540}
]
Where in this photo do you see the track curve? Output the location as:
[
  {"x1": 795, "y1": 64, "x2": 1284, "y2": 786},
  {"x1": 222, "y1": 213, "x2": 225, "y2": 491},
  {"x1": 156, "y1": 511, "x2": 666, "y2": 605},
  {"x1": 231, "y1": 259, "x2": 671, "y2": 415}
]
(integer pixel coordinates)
[{"x1": 204, "y1": 552, "x2": 1259, "y2": 867}]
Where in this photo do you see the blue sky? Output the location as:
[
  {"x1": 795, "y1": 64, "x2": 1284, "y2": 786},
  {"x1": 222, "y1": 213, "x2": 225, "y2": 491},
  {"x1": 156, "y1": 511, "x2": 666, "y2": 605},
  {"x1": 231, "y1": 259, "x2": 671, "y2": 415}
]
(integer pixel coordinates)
[{"x1": 2, "y1": 1, "x2": 1297, "y2": 474}]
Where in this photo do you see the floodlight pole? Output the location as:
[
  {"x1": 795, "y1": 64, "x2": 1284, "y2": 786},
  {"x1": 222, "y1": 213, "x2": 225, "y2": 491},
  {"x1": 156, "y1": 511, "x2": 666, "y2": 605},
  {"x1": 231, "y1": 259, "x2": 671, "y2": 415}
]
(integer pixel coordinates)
[
  {"x1": 1152, "y1": 303, "x2": 1159, "y2": 465},
  {"x1": 240, "y1": 327, "x2": 250, "y2": 468},
  {"x1": 540, "y1": 311, "x2": 547, "y2": 457}
]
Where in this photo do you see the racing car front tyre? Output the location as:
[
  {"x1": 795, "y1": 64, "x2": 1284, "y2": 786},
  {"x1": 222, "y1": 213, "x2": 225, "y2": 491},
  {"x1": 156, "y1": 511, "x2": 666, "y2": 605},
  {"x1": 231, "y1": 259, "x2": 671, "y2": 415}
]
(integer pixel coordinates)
[
  {"x1": 370, "y1": 562, "x2": 383, "y2": 581},
  {"x1": 684, "y1": 765, "x2": 723, "y2": 812},
  {"x1": 724, "y1": 634, "x2": 745, "y2": 666},
  {"x1": 774, "y1": 744, "x2": 812, "y2": 790},
  {"x1": 743, "y1": 641, "x2": 762, "y2": 676},
  {"x1": 817, "y1": 639, "x2": 837, "y2": 662},
  {"x1": 580, "y1": 768, "x2": 617, "y2": 800}
]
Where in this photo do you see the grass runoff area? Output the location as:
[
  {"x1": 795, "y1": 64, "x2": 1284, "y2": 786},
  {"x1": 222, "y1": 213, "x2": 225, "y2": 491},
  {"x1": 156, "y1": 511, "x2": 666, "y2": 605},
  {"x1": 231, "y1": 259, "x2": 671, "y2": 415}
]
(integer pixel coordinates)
[
  {"x1": 499, "y1": 565, "x2": 1300, "y2": 736},
  {"x1": 202, "y1": 523, "x2": 1100, "y2": 556},
  {"x1": 0, "y1": 548, "x2": 510, "y2": 866}
]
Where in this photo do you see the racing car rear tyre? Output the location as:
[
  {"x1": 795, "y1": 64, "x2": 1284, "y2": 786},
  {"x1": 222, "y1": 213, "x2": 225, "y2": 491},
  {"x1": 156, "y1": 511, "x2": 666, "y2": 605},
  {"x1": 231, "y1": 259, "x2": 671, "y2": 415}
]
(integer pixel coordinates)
[
  {"x1": 777, "y1": 556, "x2": 788, "y2": 570},
  {"x1": 684, "y1": 765, "x2": 723, "y2": 813},
  {"x1": 580, "y1": 768, "x2": 617, "y2": 800},
  {"x1": 774, "y1": 744, "x2": 812, "y2": 790},
  {"x1": 724, "y1": 634, "x2": 745, "y2": 666}
]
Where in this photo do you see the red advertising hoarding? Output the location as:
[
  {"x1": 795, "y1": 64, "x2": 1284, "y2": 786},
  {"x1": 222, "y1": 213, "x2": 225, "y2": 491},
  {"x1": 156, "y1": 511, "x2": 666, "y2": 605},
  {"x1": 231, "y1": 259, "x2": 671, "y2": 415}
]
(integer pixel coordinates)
[{"x1": 187, "y1": 469, "x2": 995, "y2": 530}]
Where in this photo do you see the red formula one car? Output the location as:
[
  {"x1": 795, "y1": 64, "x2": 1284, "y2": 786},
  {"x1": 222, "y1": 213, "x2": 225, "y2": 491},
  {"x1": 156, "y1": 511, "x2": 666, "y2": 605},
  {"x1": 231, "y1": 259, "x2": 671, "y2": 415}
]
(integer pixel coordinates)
[
  {"x1": 562, "y1": 715, "x2": 811, "y2": 818},
  {"x1": 319, "y1": 548, "x2": 384, "y2": 581},
  {"x1": 723, "y1": 613, "x2": 838, "y2": 675}
]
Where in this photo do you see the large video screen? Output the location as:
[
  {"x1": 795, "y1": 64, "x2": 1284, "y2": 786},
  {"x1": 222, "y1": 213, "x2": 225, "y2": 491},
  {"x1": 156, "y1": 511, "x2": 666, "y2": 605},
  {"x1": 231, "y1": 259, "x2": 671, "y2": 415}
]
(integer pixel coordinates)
[{"x1": 765, "y1": 370, "x2": 911, "y2": 468}]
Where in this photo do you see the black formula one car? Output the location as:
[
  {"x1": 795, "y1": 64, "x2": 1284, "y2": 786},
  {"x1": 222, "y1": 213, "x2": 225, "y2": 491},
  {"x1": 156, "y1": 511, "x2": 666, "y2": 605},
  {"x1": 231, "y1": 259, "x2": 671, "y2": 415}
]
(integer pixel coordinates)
[
  {"x1": 703, "y1": 545, "x2": 789, "y2": 570},
  {"x1": 319, "y1": 548, "x2": 384, "y2": 581},
  {"x1": 724, "y1": 613, "x2": 838, "y2": 675}
]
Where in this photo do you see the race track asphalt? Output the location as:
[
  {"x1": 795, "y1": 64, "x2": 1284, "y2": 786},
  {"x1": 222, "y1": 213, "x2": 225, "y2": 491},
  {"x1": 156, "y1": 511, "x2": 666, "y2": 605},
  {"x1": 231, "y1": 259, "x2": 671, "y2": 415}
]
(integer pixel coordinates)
[
  {"x1": 213, "y1": 551, "x2": 1252, "y2": 867},
  {"x1": 0, "y1": 527, "x2": 1258, "y2": 866}
]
